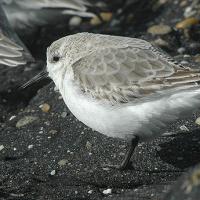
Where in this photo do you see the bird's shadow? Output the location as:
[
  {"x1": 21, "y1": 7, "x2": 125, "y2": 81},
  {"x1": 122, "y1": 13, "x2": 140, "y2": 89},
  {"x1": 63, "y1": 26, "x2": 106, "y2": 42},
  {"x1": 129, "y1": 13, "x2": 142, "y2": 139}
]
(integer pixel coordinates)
[{"x1": 157, "y1": 129, "x2": 200, "y2": 169}]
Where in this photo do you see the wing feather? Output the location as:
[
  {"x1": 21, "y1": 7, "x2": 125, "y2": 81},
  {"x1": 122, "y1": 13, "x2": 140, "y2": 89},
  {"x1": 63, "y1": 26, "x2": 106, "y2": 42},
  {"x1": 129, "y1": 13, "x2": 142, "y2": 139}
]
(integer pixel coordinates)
[
  {"x1": 72, "y1": 40, "x2": 200, "y2": 103},
  {"x1": 0, "y1": 33, "x2": 26, "y2": 67},
  {"x1": 15, "y1": 0, "x2": 90, "y2": 11}
]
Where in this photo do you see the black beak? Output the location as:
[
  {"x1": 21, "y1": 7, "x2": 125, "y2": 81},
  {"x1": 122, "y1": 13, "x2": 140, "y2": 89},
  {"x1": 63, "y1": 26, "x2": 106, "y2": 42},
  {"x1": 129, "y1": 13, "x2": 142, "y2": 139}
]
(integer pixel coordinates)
[{"x1": 20, "y1": 69, "x2": 49, "y2": 89}]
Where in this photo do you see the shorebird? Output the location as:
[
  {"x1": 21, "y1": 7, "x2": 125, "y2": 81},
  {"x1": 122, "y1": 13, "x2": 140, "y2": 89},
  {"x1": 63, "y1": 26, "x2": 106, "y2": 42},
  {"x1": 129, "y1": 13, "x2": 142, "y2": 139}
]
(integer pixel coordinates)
[{"x1": 44, "y1": 32, "x2": 200, "y2": 170}]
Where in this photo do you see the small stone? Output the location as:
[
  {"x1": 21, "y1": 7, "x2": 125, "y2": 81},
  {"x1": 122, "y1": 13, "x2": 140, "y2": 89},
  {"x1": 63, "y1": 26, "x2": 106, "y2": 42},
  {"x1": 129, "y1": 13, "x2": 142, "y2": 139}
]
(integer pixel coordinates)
[
  {"x1": 179, "y1": 125, "x2": 189, "y2": 132},
  {"x1": 49, "y1": 130, "x2": 58, "y2": 135},
  {"x1": 50, "y1": 170, "x2": 56, "y2": 176},
  {"x1": 39, "y1": 103, "x2": 50, "y2": 113},
  {"x1": 195, "y1": 117, "x2": 200, "y2": 125},
  {"x1": 58, "y1": 159, "x2": 68, "y2": 166},
  {"x1": 102, "y1": 167, "x2": 110, "y2": 171},
  {"x1": 147, "y1": 24, "x2": 172, "y2": 35},
  {"x1": 180, "y1": 60, "x2": 189, "y2": 65},
  {"x1": 9, "y1": 115, "x2": 16, "y2": 121},
  {"x1": 0, "y1": 145, "x2": 4, "y2": 151},
  {"x1": 194, "y1": 55, "x2": 200, "y2": 63},
  {"x1": 90, "y1": 12, "x2": 112, "y2": 25},
  {"x1": 180, "y1": 0, "x2": 187, "y2": 7},
  {"x1": 88, "y1": 190, "x2": 93, "y2": 194},
  {"x1": 177, "y1": 47, "x2": 186, "y2": 54},
  {"x1": 16, "y1": 116, "x2": 38, "y2": 128},
  {"x1": 61, "y1": 112, "x2": 68, "y2": 118},
  {"x1": 69, "y1": 16, "x2": 82, "y2": 26},
  {"x1": 28, "y1": 145, "x2": 34, "y2": 149},
  {"x1": 184, "y1": 6, "x2": 196, "y2": 18},
  {"x1": 176, "y1": 17, "x2": 199, "y2": 29},
  {"x1": 86, "y1": 141, "x2": 92, "y2": 150},
  {"x1": 103, "y1": 188, "x2": 112, "y2": 195},
  {"x1": 153, "y1": 38, "x2": 169, "y2": 48},
  {"x1": 183, "y1": 54, "x2": 191, "y2": 58},
  {"x1": 10, "y1": 193, "x2": 25, "y2": 197},
  {"x1": 158, "y1": 0, "x2": 168, "y2": 5}
]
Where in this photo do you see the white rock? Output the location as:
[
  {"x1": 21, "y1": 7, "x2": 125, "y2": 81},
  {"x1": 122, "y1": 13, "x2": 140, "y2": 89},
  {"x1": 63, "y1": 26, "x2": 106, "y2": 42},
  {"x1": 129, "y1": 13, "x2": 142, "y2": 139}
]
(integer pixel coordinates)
[
  {"x1": 9, "y1": 115, "x2": 16, "y2": 121},
  {"x1": 50, "y1": 170, "x2": 56, "y2": 176},
  {"x1": 0, "y1": 145, "x2": 4, "y2": 151},
  {"x1": 88, "y1": 190, "x2": 93, "y2": 194},
  {"x1": 103, "y1": 188, "x2": 112, "y2": 195},
  {"x1": 69, "y1": 16, "x2": 82, "y2": 26},
  {"x1": 179, "y1": 125, "x2": 189, "y2": 132},
  {"x1": 28, "y1": 145, "x2": 34, "y2": 149}
]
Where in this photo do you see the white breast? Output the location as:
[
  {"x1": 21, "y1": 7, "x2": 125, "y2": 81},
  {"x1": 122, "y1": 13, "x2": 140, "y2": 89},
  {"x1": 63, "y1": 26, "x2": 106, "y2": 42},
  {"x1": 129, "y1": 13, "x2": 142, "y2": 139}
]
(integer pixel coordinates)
[{"x1": 60, "y1": 76, "x2": 200, "y2": 141}]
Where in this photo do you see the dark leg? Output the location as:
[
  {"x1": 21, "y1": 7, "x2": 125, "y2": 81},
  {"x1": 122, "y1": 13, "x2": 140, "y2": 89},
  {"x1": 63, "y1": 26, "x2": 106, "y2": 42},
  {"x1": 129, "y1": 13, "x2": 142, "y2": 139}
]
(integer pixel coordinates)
[{"x1": 103, "y1": 136, "x2": 139, "y2": 170}]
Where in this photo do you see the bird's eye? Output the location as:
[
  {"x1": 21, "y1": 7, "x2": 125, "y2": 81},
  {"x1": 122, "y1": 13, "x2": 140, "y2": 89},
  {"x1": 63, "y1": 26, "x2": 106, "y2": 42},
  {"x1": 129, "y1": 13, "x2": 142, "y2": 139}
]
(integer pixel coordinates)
[{"x1": 52, "y1": 55, "x2": 60, "y2": 62}]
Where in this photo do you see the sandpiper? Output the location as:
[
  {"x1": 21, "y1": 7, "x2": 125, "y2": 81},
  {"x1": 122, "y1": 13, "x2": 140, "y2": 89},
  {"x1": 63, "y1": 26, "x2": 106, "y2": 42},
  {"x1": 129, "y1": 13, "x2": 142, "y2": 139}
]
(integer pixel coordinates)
[{"x1": 46, "y1": 32, "x2": 200, "y2": 170}]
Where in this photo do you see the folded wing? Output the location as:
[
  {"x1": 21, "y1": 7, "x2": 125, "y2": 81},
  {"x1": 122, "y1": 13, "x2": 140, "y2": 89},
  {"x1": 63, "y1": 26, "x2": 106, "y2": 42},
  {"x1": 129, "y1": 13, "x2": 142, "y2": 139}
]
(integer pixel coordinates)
[{"x1": 72, "y1": 41, "x2": 200, "y2": 103}]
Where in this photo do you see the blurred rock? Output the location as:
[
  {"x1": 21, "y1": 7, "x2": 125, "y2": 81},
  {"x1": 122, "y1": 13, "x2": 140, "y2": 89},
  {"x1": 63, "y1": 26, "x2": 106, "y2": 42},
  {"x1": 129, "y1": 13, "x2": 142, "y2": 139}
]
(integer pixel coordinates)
[
  {"x1": 147, "y1": 24, "x2": 172, "y2": 35},
  {"x1": 163, "y1": 164, "x2": 200, "y2": 200},
  {"x1": 69, "y1": 16, "x2": 82, "y2": 27},
  {"x1": 176, "y1": 17, "x2": 199, "y2": 29}
]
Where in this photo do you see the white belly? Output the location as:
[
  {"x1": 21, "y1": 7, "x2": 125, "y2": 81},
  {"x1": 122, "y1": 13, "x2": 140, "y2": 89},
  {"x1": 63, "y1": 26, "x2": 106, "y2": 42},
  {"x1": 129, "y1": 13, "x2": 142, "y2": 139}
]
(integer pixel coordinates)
[
  {"x1": 60, "y1": 78, "x2": 200, "y2": 141},
  {"x1": 60, "y1": 79, "x2": 142, "y2": 139}
]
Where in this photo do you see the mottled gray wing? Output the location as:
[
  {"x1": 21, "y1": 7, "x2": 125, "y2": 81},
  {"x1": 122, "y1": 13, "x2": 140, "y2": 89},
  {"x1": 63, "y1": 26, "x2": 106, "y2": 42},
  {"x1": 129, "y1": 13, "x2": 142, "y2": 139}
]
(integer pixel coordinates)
[
  {"x1": 72, "y1": 45, "x2": 198, "y2": 103},
  {"x1": 0, "y1": 33, "x2": 26, "y2": 67}
]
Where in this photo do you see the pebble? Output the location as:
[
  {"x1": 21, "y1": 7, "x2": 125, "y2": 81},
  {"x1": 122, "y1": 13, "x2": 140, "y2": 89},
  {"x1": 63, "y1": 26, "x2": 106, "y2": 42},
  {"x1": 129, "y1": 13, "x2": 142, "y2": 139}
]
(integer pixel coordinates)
[
  {"x1": 88, "y1": 190, "x2": 93, "y2": 194},
  {"x1": 184, "y1": 6, "x2": 196, "y2": 18},
  {"x1": 176, "y1": 17, "x2": 199, "y2": 29},
  {"x1": 179, "y1": 125, "x2": 189, "y2": 132},
  {"x1": 0, "y1": 145, "x2": 4, "y2": 151},
  {"x1": 9, "y1": 115, "x2": 16, "y2": 121},
  {"x1": 147, "y1": 24, "x2": 172, "y2": 35},
  {"x1": 158, "y1": 0, "x2": 168, "y2": 5},
  {"x1": 16, "y1": 116, "x2": 38, "y2": 128},
  {"x1": 90, "y1": 12, "x2": 112, "y2": 25},
  {"x1": 49, "y1": 130, "x2": 58, "y2": 135},
  {"x1": 28, "y1": 145, "x2": 34, "y2": 149},
  {"x1": 58, "y1": 159, "x2": 68, "y2": 166},
  {"x1": 153, "y1": 38, "x2": 169, "y2": 48},
  {"x1": 61, "y1": 112, "x2": 68, "y2": 118},
  {"x1": 50, "y1": 170, "x2": 56, "y2": 176},
  {"x1": 86, "y1": 141, "x2": 92, "y2": 150},
  {"x1": 103, "y1": 188, "x2": 112, "y2": 195},
  {"x1": 69, "y1": 16, "x2": 82, "y2": 27},
  {"x1": 180, "y1": 60, "x2": 189, "y2": 65},
  {"x1": 39, "y1": 103, "x2": 50, "y2": 113},
  {"x1": 177, "y1": 47, "x2": 186, "y2": 54},
  {"x1": 195, "y1": 117, "x2": 200, "y2": 125},
  {"x1": 180, "y1": 0, "x2": 187, "y2": 7},
  {"x1": 194, "y1": 55, "x2": 200, "y2": 63}
]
